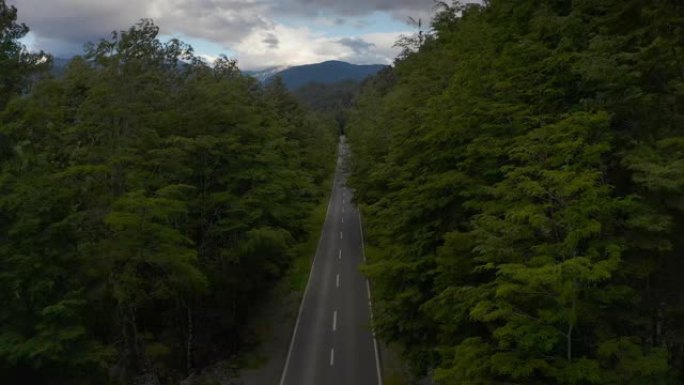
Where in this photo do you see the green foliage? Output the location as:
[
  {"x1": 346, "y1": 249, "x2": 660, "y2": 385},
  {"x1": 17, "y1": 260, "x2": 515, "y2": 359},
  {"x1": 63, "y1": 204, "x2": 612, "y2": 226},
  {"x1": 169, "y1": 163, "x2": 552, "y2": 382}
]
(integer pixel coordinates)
[
  {"x1": 292, "y1": 80, "x2": 361, "y2": 134},
  {"x1": 0, "y1": 0, "x2": 49, "y2": 109},
  {"x1": 0, "y1": 16, "x2": 335, "y2": 385},
  {"x1": 348, "y1": 0, "x2": 684, "y2": 384}
]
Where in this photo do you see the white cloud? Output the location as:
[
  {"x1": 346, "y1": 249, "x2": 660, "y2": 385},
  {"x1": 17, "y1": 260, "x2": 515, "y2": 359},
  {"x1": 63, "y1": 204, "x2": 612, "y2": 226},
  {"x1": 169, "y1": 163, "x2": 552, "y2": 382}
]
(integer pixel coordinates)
[
  {"x1": 272, "y1": 0, "x2": 431, "y2": 18},
  {"x1": 356, "y1": 32, "x2": 406, "y2": 63},
  {"x1": 232, "y1": 23, "x2": 404, "y2": 70},
  {"x1": 9, "y1": 0, "x2": 417, "y2": 67},
  {"x1": 149, "y1": 0, "x2": 274, "y2": 44},
  {"x1": 10, "y1": 0, "x2": 273, "y2": 48}
]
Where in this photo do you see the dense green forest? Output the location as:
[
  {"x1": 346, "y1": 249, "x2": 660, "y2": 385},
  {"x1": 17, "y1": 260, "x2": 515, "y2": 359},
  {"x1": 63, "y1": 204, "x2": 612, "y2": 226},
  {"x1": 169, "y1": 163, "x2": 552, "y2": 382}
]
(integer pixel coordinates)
[
  {"x1": 348, "y1": 0, "x2": 684, "y2": 384},
  {"x1": 292, "y1": 80, "x2": 360, "y2": 135},
  {"x1": 0, "y1": 2, "x2": 336, "y2": 384}
]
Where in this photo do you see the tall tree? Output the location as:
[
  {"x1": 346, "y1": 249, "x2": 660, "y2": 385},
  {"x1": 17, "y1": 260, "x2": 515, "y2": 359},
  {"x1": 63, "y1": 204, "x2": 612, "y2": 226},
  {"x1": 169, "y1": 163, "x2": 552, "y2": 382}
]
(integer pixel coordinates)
[{"x1": 0, "y1": 0, "x2": 48, "y2": 109}]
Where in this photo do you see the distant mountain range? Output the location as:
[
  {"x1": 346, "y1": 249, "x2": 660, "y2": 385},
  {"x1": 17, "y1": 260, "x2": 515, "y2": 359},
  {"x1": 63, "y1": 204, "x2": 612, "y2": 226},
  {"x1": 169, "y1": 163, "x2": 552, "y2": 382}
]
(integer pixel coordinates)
[
  {"x1": 245, "y1": 65, "x2": 291, "y2": 82},
  {"x1": 50, "y1": 57, "x2": 72, "y2": 77},
  {"x1": 51, "y1": 58, "x2": 387, "y2": 90},
  {"x1": 248, "y1": 61, "x2": 388, "y2": 90}
]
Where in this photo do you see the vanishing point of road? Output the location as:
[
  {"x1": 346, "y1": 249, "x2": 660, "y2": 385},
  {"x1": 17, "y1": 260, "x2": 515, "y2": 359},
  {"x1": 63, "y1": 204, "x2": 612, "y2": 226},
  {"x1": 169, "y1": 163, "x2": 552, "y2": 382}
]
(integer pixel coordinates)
[{"x1": 279, "y1": 137, "x2": 382, "y2": 385}]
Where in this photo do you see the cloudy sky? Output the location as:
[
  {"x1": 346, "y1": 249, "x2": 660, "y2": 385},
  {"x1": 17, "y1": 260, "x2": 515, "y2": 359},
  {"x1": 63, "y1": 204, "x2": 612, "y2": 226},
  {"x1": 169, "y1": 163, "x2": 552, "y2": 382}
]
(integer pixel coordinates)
[{"x1": 9, "y1": 0, "x2": 438, "y2": 70}]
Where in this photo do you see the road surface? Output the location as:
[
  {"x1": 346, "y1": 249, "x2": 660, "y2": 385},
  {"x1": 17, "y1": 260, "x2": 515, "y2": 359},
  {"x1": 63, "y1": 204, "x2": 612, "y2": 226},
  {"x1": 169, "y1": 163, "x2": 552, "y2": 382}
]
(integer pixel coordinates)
[{"x1": 279, "y1": 137, "x2": 382, "y2": 385}]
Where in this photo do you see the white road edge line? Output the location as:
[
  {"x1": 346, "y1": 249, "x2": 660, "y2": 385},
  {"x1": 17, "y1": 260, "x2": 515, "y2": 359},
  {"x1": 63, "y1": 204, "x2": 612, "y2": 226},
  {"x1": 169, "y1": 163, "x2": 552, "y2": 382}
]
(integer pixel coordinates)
[
  {"x1": 278, "y1": 158, "x2": 339, "y2": 385},
  {"x1": 333, "y1": 310, "x2": 337, "y2": 331},
  {"x1": 330, "y1": 348, "x2": 335, "y2": 366},
  {"x1": 359, "y1": 211, "x2": 383, "y2": 385}
]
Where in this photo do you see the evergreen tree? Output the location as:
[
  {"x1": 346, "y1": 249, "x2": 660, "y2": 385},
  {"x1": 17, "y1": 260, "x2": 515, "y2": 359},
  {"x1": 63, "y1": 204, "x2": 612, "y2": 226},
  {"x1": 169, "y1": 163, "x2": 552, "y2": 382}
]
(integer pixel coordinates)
[{"x1": 0, "y1": 0, "x2": 48, "y2": 109}]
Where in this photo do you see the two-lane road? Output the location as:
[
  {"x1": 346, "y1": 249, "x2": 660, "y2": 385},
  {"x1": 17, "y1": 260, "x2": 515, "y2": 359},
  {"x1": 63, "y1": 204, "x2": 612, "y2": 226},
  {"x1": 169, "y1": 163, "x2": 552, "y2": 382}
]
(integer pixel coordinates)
[{"x1": 280, "y1": 138, "x2": 381, "y2": 385}]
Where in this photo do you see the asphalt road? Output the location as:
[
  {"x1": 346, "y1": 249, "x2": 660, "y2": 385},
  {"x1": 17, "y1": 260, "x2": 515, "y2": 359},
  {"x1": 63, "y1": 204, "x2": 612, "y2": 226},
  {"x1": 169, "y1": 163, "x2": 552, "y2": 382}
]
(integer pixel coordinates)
[{"x1": 279, "y1": 137, "x2": 382, "y2": 385}]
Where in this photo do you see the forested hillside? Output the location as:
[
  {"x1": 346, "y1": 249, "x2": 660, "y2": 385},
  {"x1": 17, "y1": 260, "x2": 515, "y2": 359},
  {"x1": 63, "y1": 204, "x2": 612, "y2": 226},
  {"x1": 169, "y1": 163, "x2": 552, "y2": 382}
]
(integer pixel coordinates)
[
  {"x1": 348, "y1": 1, "x2": 684, "y2": 384},
  {"x1": 0, "y1": 3, "x2": 335, "y2": 384},
  {"x1": 266, "y1": 61, "x2": 387, "y2": 90},
  {"x1": 292, "y1": 80, "x2": 361, "y2": 135}
]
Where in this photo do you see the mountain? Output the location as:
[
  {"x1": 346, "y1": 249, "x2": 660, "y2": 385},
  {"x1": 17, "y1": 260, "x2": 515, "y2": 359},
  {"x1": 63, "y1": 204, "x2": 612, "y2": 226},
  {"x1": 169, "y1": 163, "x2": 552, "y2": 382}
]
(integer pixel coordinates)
[
  {"x1": 50, "y1": 57, "x2": 72, "y2": 76},
  {"x1": 244, "y1": 65, "x2": 291, "y2": 82},
  {"x1": 259, "y1": 60, "x2": 388, "y2": 90},
  {"x1": 51, "y1": 58, "x2": 387, "y2": 90}
]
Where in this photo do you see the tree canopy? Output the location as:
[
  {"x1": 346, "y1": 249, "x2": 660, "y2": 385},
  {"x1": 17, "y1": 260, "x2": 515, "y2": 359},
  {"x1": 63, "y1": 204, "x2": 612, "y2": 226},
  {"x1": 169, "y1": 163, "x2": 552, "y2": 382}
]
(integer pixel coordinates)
[
  {"x1": 348, "y1": 1, "x2": 684, "y2": 384},
  {"x1": 0, "y1": 1, "x2": 48, "y2": 109},
  {"x1": 0, "y1": 10, "x2": 336, "y2": 385}
]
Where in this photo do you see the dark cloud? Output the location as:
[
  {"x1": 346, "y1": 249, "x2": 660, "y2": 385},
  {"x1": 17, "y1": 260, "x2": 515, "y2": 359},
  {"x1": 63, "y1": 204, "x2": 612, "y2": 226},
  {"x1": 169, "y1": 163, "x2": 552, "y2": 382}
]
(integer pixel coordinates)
[
  {"x1": 29, "y1": 35, "x2": 88, "y2": 57},
  {"x1": 9, "y1": 0, "x2": 273, "y2": 56},
  {"x1": 273, "y1": 0, "x2": 431, "y2": 17},
  {"x1": 337, "y1": 37, "x2": 375, "y2": 54},
  {"x1": 262, "y1": 33, "x2": 279, "y2": 49},
  {"x1": 8, "y1": 0, "x2": 426, "y2": 61},
  {"x1": 153, "y1": 0, "x2": 273, "y2": 44},
  {"x1": 11, "y1": 0, "x2": 141, "y2": 50}
]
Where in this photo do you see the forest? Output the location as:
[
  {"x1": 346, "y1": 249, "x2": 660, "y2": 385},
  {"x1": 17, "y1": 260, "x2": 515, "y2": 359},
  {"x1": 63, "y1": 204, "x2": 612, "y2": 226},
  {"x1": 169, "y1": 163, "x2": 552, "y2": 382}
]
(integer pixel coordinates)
[
  {"x1": 5, "y1": 0, "x2": 684, "y2": 384},
  {"x1": 0, "y1": 2, "x2": 336, "y2": 384},
  {"x1": 348, "y1": 0, "x2": 684, "y2": 384}
]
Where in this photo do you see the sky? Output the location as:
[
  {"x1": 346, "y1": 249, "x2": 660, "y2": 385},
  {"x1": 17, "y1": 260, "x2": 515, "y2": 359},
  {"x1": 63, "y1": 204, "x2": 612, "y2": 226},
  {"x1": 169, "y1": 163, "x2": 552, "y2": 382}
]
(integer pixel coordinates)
[{"x1": 9, "y1": 0, "x2": 440, "y2": 70}]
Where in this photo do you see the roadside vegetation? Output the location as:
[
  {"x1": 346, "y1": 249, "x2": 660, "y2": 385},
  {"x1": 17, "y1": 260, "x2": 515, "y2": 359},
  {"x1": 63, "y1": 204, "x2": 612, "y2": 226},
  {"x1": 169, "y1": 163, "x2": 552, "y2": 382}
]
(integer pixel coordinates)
[
  {"x1": 0, "y1": 3, "x2": 336, "y2": 384},
  {"x1": 348, "y1": 1, "x2": 684, "y2": 384}
]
